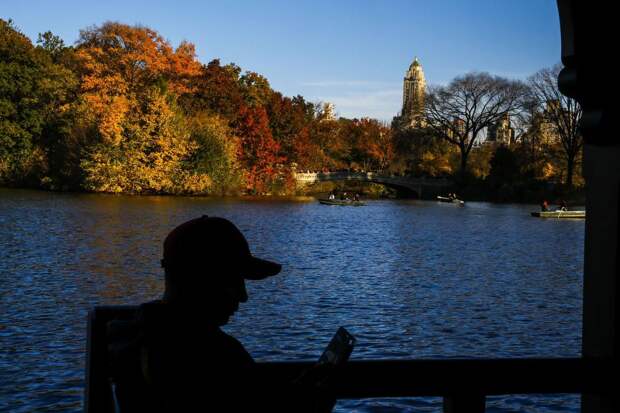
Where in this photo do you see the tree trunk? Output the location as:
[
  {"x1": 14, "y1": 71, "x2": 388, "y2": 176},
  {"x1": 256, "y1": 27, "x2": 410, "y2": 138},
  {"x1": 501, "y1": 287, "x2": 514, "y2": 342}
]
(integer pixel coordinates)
[
  {"x1": 566, "y1": 154, "x2": 574, "y2": 189},
  {"x1": 459, "y1": 147, "x2": 468, "y2": 179}
]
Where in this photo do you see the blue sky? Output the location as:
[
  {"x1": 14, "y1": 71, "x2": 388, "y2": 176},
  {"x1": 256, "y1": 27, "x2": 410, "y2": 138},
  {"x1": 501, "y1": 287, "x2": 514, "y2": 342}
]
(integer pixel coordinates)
[{"x1": 3, "y1": 0, "x2": 561, "y2": 121}]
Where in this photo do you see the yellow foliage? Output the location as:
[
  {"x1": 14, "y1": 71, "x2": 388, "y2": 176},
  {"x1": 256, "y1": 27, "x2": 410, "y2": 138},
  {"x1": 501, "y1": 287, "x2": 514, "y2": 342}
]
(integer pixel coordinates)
[
  {"x1": 541, "y1": 161, "x2": 556, "y2": 180},
  {"x1": 467, "y1": 145, "x2": 494, "y2": 178},
  {"x1": 81, "y1": 89, "x2": 210, "y2": 194},
  {"x1": 174, "y1": 171, "x2": 213, "y2": 194},
  {"x1": 98, "y1": 95, "x2": 129, "y2": 145},
  {"x1": 419, "y1": 150, "x2": 453, "y2": 177}
]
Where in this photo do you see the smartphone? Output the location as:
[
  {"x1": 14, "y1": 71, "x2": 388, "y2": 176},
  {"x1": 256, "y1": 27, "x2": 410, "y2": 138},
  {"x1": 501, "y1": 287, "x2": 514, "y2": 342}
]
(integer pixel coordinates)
[{"x1": 318, "y1": 327, "x2": 356, "y2": 366}]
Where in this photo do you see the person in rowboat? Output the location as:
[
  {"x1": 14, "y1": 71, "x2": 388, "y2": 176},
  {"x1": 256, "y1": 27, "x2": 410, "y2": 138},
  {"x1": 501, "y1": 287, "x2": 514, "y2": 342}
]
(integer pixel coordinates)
[{"x1": 559, "y1": 200, "x2": 568, "y2": 211}]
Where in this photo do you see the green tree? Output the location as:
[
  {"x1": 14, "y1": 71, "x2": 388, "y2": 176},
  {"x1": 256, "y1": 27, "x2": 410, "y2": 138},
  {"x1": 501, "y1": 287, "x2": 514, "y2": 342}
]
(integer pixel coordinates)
[
  {"x1": 0, "y1": 19, "x2": 77, "y2": 186},
  {"x1": 187, "y1": 113, "x2": 241, "y2": 194},
  {"x1": 239, "y1": 71, "x2": 272, "y2": 107},
  {"x1": 0, "y1": 19, "x2": 45, "y2": 183},
  {"x1": 37, "y1": 31, "x2": 66, "y2": 61}
]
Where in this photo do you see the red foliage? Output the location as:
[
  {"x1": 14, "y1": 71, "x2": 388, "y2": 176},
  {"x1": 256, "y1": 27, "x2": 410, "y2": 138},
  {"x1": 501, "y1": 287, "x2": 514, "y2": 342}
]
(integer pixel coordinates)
[
  {"x1": 180, "y1": 59, "x2": 245, "y2": 122},
  {"x1": 234, "y1": 105, "x2": 284, "y2": 193}
]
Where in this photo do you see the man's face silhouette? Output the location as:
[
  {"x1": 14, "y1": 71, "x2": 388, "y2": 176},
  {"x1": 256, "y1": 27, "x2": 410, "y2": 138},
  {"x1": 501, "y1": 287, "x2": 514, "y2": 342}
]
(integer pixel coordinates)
[
  {"x1": 214, "y1": 274, "x2": 248, "y2": 325},
  {"x1": 165, "y1": 267, "x2": 249, "y2": 327}
]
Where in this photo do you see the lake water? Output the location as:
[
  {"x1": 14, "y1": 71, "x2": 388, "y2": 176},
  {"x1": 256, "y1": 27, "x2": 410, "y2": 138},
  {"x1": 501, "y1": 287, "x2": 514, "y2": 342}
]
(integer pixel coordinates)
[{"x1": 0, "y1": 188, "x2": 584, "y2": 412}]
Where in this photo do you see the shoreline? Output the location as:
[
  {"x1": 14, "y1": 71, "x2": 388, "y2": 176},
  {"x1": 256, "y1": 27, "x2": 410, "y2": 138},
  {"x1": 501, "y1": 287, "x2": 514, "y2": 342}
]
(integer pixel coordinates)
[{"x1": 0, "y1": 185, "x2": 585, "y2": 206}]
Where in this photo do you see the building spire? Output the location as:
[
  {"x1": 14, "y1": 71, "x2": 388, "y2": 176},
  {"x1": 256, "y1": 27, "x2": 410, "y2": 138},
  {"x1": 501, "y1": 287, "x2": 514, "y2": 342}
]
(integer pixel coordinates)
[{"x1": 398, "y1": 56, "x2": 426, "y2": 128}]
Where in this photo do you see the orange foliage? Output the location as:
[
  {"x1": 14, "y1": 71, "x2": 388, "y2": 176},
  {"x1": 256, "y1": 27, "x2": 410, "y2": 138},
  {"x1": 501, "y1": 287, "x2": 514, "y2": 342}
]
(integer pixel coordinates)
[
  {"x1": 74, "y1": 22, "x2": 201, "y2": 144},
  {"x1": 76, "y1": 22, "x2": 200, "y2": 95},
  {"x1": 355, "y1": 118, "x2": 393, "y2": 170}
]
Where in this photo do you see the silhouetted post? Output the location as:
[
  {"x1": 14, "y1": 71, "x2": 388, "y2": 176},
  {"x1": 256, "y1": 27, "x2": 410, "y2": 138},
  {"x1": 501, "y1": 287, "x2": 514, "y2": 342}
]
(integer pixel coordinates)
[{"x1": 557, "y1": 1, "x2": 617, "y2": 412}]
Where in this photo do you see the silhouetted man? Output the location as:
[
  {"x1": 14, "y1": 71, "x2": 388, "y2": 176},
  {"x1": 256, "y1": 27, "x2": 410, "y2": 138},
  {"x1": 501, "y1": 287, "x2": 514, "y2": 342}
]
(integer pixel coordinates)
[{"x1": 108, "y1": 216, "x2": 334, "y2": 412}]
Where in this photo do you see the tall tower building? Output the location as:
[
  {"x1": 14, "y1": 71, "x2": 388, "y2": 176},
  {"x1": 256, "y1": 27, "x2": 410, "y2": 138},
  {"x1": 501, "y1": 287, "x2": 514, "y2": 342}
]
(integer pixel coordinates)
[{"x1": 393, "y1": 57, "x2": 426, "y2": 129}]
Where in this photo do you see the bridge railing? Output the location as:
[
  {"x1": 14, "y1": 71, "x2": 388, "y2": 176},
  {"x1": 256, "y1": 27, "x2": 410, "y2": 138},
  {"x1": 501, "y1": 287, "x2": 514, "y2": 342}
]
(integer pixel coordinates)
[{"x1": 293, "y1": 171, "x2": 450, "y2": 187}]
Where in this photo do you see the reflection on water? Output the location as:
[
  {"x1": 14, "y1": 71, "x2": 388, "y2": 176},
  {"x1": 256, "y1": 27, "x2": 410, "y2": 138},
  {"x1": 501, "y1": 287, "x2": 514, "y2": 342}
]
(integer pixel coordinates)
[{"x1": 0, "y1": 189, "x2": 583, "y2": 412}]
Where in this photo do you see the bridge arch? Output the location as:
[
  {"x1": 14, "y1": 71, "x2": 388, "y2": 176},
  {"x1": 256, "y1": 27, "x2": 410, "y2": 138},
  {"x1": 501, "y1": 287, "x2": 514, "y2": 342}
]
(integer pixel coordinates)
[{"x1": 293, "y1": 171, "x2": 450, "y2": 199}]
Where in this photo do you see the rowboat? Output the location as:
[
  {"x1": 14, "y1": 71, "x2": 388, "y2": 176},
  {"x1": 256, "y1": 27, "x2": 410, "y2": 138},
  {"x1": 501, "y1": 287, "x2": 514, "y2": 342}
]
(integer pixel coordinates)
[
  {"x1": 437, "y1": 196, "x2": 465, "y2": 206},
  {"x1": 531, "y1": 210, "x2": 586, "y2": 219},
  {"x1": 319, "y1": 198, "x2": 365, "y2": 206}
]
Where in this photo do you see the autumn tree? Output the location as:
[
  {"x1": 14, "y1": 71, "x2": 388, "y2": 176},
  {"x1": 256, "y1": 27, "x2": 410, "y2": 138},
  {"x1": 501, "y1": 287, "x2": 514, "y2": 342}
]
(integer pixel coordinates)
[
  {"x1": 265, "y1": 92, "x2": 319, "y2": 167},
  {"x1": 76, "y1": 22, "x2": 200, "y2": 95},
  {"x1": 74, "y1": 22, "x2": 200, "y2": 143},
  {"x1": 240, "y1": 71, "x2": 272, "y2": 107},
  {"x1": 290, "y1": 125, "x2": 325, "y2": 170},
  {"x1": 307, "y1": 117, "x2": 343, "y2": 170},
  {"x1": 345, "y1": 118, "x2": 392, "y2": 171},
  {"x1": 180, "y1": 59, "x2": 245, "y2": 123},
  {"x1": 528, "y1": 65, "x2": 582, "y2": 188},
  {"x1": 80, "y1": 91, "x2": 207, "y2": 194},
  {"x1": 74, "y1": 22, "x2": 208, "y2": 193},
  {"x1": 392, "y1": 127, "x2": 454, "y2": 177},
  {"x1": 424, "y1": 72, "x2": 526, "y2": 178},
  {"x1": 233, "y1": 105, "x2": 284, "y2": 193}
]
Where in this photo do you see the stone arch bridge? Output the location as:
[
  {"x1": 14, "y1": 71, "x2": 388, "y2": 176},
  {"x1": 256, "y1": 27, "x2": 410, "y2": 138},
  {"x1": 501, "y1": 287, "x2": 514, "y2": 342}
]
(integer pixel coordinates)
[{"x1": 294, "y1": 171, "x2": 450, "y2": 198}]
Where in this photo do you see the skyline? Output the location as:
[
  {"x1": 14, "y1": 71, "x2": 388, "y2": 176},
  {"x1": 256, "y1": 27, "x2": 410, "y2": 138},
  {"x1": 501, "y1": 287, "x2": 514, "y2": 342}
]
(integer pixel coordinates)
[{"x1": 3, "y1": 0, "x2": 561, "y2": 120}]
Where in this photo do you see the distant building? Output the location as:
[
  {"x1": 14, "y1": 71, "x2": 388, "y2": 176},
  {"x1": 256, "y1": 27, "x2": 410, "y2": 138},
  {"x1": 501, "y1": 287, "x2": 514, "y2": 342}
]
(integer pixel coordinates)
[
  {"x1": 446, "y1": 118, "x2": 465, "y2": 140},
  {"x1": 319, "y1": 102, "x2": 336, "y2": 121},
  {"x1": 524, "y1": 100, "x2": 561, "y2": 147},
  {"x1": 393, "y1": 57, "x2": 426, "y2": 129},
  {"x1": 487, "y1": 113, "x2": 515, "y2": 145}
]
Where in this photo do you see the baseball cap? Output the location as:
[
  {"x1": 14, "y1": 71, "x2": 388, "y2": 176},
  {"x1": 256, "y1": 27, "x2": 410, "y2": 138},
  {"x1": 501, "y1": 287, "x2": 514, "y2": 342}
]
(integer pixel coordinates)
[{"x1": 161, "y1": 216, "x2": 281, "y2": 280}]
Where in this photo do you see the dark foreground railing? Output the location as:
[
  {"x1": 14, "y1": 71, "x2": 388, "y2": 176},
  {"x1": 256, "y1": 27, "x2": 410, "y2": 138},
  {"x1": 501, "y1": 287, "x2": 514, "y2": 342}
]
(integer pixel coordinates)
[{"x1": 86, "y1": 306, "x2": 612, "y2": 413}]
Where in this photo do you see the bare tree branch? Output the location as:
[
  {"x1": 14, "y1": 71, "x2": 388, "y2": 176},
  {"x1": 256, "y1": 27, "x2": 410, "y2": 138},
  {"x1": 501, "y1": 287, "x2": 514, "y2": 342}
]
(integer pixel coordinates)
[
  {"x1": 424, "y1": 72, "x2": 527, "y2": 176},
  {"x1": 528, "y1": 64, "x2": 583, "y2": 187}
]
